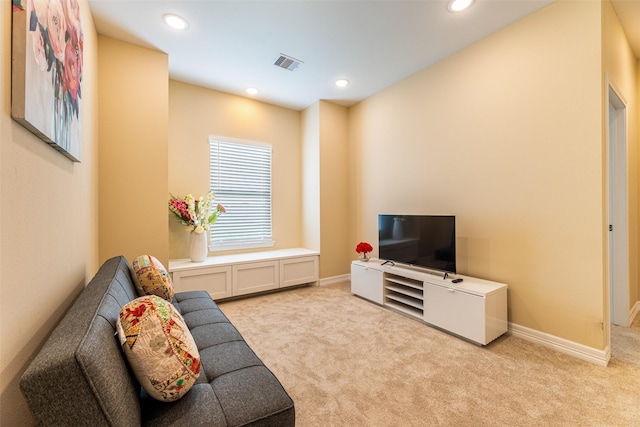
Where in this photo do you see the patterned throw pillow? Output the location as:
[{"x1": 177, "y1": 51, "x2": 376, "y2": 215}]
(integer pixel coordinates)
[
  {"x1": 131, "y1": 255, "x2": 174, "y2": 301},
  {"x1": 117, "y1": 295, "x2": 200, "y2": 402}
]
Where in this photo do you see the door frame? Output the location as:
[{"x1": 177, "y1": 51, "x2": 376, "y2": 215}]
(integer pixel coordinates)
[{"x1": 606, "y1": 79, "x2": 630, "y2": 333}]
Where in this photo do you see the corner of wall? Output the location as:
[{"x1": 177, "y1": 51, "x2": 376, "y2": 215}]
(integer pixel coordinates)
[{"x1": 98, "y1": 37, "x2": 169, "y2": 266}]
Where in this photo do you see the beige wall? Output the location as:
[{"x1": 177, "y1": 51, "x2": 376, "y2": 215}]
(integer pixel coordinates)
[
  {"x1": 2, "y1": 5, "x2": 638, "y2": 426},
  {"x1": 98, "y1": 37, "x2": 169, "y2": 266},
  {"x1": 603, "y1": 0, "x2": 639, "y2": 322},
  {"x1": 319, "y1": 101, "x2": 350, "y2": 278},
  {"x1": 301, "y1": 102, "x2": 321, "y2": 252},
  {"x1": 168, "y1": 80, "x2": 302, "y2": 259},
  {"x1": 348, "y1": 1, "x2": 607, "y2": 348},
  {"x1": 0, "y1": 1, "x2": 99, "y2": 424}
]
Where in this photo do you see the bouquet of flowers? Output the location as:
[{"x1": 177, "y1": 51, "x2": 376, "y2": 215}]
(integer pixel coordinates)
[
  {"x1": 355, "y1": 242, "x2": 373, "y2": 260},
  {"x1": 168, "y1": 192, "x2": 225, "y2": 234}
]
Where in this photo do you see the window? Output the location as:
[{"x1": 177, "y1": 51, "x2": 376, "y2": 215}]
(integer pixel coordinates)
[{"x1": 209, "y1": 137, "x2": 273, "y2": 251}]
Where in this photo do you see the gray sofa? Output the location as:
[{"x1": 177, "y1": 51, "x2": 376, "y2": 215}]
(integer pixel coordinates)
[{"x1": 20, "y1": 256, "x2": 295, "y2": 426}]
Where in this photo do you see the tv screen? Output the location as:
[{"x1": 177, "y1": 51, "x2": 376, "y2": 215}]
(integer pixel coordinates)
[{"x1": 378, "y1": 214, "x2": 456, "y2": 273}]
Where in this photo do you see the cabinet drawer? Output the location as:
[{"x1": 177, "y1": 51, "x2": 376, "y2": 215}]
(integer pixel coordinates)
[
  {"x1": 172, "y1": 266, "x2": 232, "y2": 300},
  {"x1": 424, "y1": 284, "x2": 485, "y2": 344},
  {"x1": 233, "y1": 261, "x2": 279, "y2": 296},
  {"x1": 280, "y1": 256, "x2": 318, "y2": 288},
  {"x1": 351, "y1": 264, "x2": 384, "y2": 304}
]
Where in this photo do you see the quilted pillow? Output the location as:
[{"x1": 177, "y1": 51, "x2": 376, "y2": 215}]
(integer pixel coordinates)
[
  {"x1": 131, "y1": 255, "x2": 174, "y2": 301},
  {"x1": 117, "y1": 295, "x2": 200, "y2": 402}
]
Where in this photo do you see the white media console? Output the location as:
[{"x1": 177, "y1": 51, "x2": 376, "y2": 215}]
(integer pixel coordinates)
[{"x1": 351, "y1": 259, "x2": 508, "y2": 345}]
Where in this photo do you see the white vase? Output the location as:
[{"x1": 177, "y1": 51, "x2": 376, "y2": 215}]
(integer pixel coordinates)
[{"x1": 190, "y1": 231, "x2": 208, "y2": 262}]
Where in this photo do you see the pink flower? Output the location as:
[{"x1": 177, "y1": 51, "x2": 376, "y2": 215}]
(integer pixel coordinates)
[
  {"x1": 63, "y1": 35, "x2": 80, "y2": 100},
  {"x1": 30, "y1": 26, "x2": 47, "y2": 71},
  {"x1": 29, "y1": 0, "x2": 48, "y2": 27},
  {"x1": 63, "y1": 0, "x2": 83, "y2": 86},
  {"x1": 169, "y1": 198, "x2": 191, "y2": 220},
  {"x1": 46, "y1": 0, "x2": 67, "y2": 62},
  {"x1": 62, "y1": 0, "x2": 81, "y2": 40}
]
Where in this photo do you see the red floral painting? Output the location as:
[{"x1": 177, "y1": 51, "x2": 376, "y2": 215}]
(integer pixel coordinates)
[{"x1": 11, "y1": 0, "x2": 83, "y2": 162}]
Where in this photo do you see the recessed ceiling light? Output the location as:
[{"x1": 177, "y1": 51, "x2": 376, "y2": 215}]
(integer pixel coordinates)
[
  {"x1": 335, "y1": 79, "x2": 349, "y2": 88},
  {"x1": 447, "y1": 0, "x2": 474, "y2": 12},
  {"x1": 246, "y1": 87, "x2": 259, "y2": 95},
  {"x1": 163, "y1": 14, "x2": 189, "y2": 30}
]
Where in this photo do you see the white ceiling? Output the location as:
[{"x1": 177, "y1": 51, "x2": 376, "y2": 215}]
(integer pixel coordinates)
[{"x1": 88, "y1": 0, "x2": 640, "y2": 111}]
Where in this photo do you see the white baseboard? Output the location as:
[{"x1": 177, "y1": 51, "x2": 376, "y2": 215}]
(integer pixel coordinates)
[
  {"x1": 630, "y1": 301, "x2": 640, "y2": 325},
  {"x1": 508, "y1": 323, "x2": 610, "y2": 366},
  {"x1": 319, "y1": 274, "x2": 350, "y2": 286}
]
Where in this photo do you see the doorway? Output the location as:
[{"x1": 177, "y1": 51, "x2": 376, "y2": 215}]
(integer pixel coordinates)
[{"x1": 607, "y1": 84, "x2": 629, "y2": 328}]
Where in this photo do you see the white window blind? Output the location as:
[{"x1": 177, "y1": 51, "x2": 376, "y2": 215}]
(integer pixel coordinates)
[{"x1": 209, "y1": 137, "x2": 273, "y2": 250}]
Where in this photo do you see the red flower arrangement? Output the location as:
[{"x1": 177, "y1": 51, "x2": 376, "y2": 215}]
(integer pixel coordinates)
[{"x1": 355, "y1": 242, "x2": 373, "y2": 260}]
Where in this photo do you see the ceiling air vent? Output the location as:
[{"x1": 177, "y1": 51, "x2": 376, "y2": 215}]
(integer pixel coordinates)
[{"x1": 274, "y1": 54, "x2": 303, "y2": 71}]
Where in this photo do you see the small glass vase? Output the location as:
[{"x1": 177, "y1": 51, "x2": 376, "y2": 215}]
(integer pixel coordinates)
[
  {"x1": 190, "y1": 231, "x2": 208, "y2": 262},
  {"x1": 360, "y1": 252, "x2": 370, "y2": 262}
]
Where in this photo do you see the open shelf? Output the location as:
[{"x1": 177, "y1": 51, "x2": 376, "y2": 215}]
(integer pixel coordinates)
[
  {"x1": 385, "y1": 284, "x2": 423, "y2": 300},
  {"x1": 383, "y1": 272, "x2": 424, "y2": 318},
  {"x1": 386, "y1": 291, "x2": 423, "y2": 309},
  {"x1": 385, "y1": 276, "x2": 423, "y2": 291},
  {"x1": 385, "y1": 300, "x2": 423, "y2": 319}
]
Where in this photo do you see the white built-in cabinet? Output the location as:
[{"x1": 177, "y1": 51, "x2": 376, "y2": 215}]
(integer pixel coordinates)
[
  {"x1": 351, "y1": 260, "x2": 508, "y2": 345},
  {"x1": 169, "y1": 249, "x2": 319, "y2": 300}
]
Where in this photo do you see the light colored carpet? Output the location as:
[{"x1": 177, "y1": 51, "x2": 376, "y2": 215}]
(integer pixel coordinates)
[{"x1": 219, "y1": 282, "x2": 640, "y2": 426}]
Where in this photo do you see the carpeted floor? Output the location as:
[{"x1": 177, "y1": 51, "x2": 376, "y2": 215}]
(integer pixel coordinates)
[{"x1": 218, "y1": 282, "x2": 640, "y2": 427}]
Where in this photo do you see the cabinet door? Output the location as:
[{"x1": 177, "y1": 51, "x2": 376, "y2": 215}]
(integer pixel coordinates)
[
  {"x1": 351, "y1": 263, "x2": 383, "y2": 304},
  {"x1": 423, "y1": 283, "x2": 486, "y2": 344},
  {"x1": 172, "y1": 266, "x2": 232, "y2": 300},
  {"x1": 280, "y1": 256, "x2": 318, "y2": 288},
  {"x1": 233, "y1": 261, "x2": 279, "y2": 296}
]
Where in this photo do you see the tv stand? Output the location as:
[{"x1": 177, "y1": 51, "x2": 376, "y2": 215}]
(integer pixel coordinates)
[{"x1": 351, "y1": 259, "x2": 508, "y2": 345}]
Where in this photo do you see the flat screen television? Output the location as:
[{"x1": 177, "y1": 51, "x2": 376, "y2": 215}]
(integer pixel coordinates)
[{"x1": 378, "y1": 214, "x2": 456, "y2": 274}]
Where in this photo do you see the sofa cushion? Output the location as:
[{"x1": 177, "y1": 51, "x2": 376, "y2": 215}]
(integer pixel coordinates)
[
  {"x1": 118, "y1": 295, "x2": 201, "y2": 402},
  {"x1": 132, "y1": 255, "x2": 175, "y2": 301}
]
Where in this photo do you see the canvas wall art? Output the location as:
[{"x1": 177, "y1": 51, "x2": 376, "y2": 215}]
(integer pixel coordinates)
[{"x1": 11, "y1": 0, "x2": 84, "y2": 162}]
